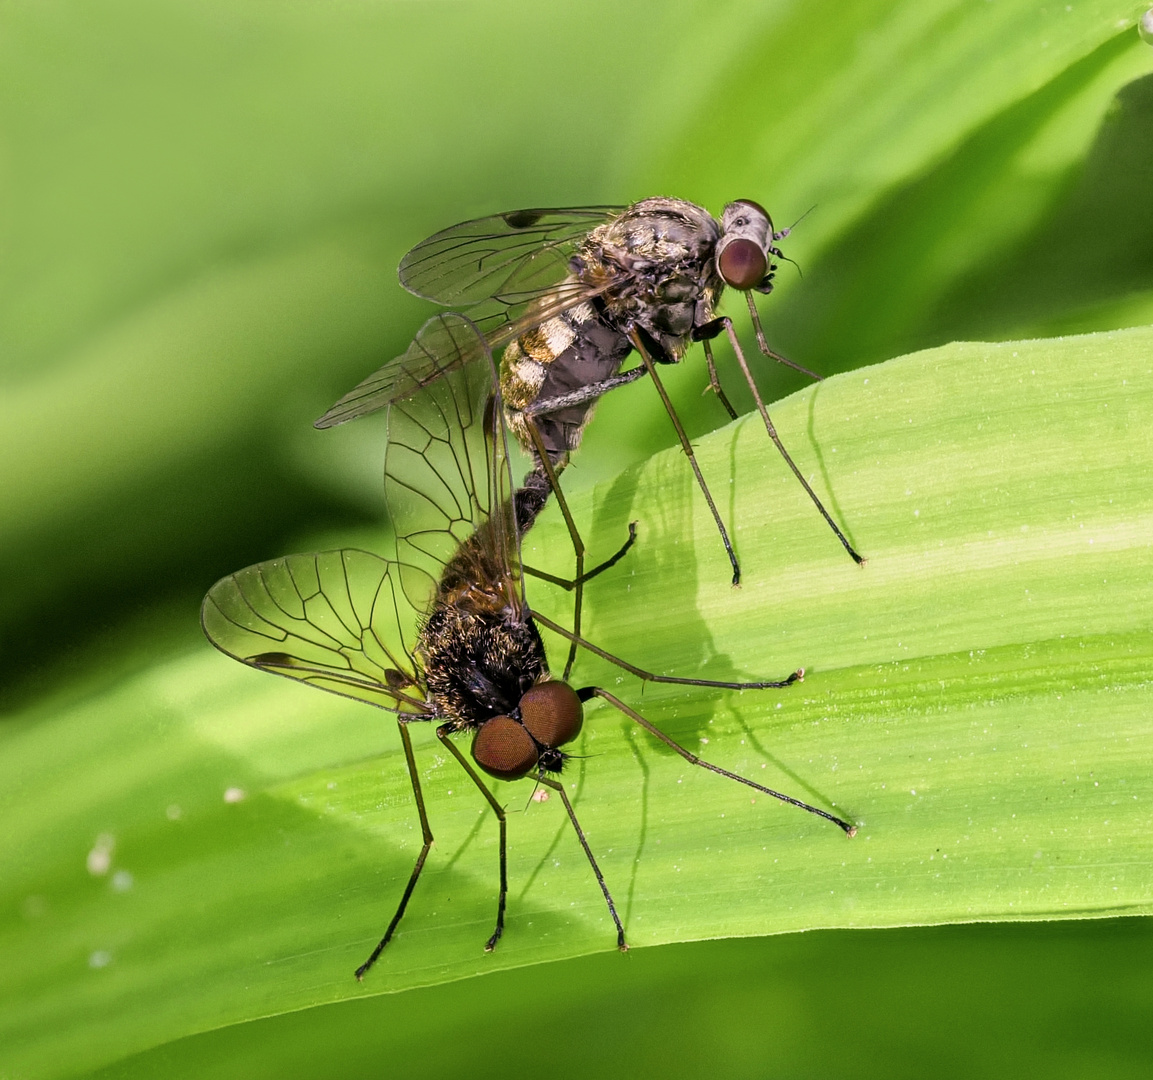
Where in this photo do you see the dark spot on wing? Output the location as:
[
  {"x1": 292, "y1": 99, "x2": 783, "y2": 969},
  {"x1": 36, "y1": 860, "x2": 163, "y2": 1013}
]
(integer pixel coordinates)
[
  {"x1": 503, "y1": 210, "x2": 544, "y2": 229},
  {"x1": 251, "y1": 652, "x2": 297, "y2": 668}
]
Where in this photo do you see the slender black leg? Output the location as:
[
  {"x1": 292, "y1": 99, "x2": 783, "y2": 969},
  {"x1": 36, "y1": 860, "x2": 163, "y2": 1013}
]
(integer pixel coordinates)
[
  {"x1": 586, "y1": 687, "x2": 857, "y2": 836},
  {"x1": 532, "y1": 610, "x2": 802, "y2": 690},
  {"x1": 437, "y1": 728, "x2": 508, "y2": 951},
  {"x1": 701, "y1": 337, "x2": 738, "y2": 420},
  {"x1": 722, "y1": 316, "x2": 864, "y2": 566},
  {"x1": 523, "y1": 419, "x2": 586, "y2": 682},
  {"x1": 534, "y1": 773, "x2": 627, "y2": 950},
  {"x1": 744, "y1": 292, "x2": 823, "y2": 381},
  {"x1": 524, "y1": 522, "x2": 638, "y2": 591},
  {"x1": 628, "y1": 329, "x2": 742, "y2": 586},
  {"x1": 522, "y1": 366, "x2": 649, "y2": 417},
  {"x1": 356, "y1": 720, "x2": 433, "y2": 980}
]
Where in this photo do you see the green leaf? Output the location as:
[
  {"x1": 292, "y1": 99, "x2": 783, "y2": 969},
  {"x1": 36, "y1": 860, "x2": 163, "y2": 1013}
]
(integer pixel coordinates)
[{"x1": 4, "y1": 325, "x2": 1151, "y2": 1076}]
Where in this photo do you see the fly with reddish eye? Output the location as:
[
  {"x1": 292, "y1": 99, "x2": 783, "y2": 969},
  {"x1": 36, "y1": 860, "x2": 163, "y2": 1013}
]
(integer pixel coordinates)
[
  {"x1": 315, "y1": 197, "x2": 865, "y2": 680},
  {"x1": 202, "y1": 317, "x2": 857, "y2": 981}
]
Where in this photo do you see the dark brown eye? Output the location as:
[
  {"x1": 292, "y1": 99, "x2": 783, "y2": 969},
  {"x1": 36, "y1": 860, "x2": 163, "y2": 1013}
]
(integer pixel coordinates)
[
  {"x1": 717, "y1": 238, "x2": 768, "y2": 290},
  {"x1": 472, "y1": 716, "x2": 539, "y2": 780},
  {"x1": 519, "y1": 681, "x2": 583, "y2": 749}
]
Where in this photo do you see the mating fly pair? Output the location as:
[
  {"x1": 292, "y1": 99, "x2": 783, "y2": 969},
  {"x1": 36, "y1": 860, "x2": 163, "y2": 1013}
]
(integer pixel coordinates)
[
  {"x1": 201, "y1": 319, "x2": 857, "y2": 980},
  {"x1": 317, "y1": 197, "x2": 864, "y2": 681}
]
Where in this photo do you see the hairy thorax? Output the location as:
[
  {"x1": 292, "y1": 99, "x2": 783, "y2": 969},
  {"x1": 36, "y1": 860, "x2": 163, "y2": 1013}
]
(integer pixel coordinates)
[
  {"x1": 499, "y1": 198, "x2": 725, "y2": 464},
  {"x1": 578, "y1": 196, "x2": 725, "y2": 359},
  {"x1": 419, "y1": 603, "x2": 547, "y2": 731}
]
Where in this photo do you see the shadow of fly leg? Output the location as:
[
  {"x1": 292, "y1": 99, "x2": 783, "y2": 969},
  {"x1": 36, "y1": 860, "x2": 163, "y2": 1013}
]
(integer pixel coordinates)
[
  {"x1": 436, "y1": 727, "x2": 508, "y2": 951},
  {"x1": 532, "y1": 610, "x2": 803, "y2": 691},
  {"x1": 693, "y1": 310, "x2": 864, "y2": 566},
  {"x1": 356, "y1": 719, "x2": 434, "y2": 980},
  {"x1": 534, "y1": 772, "x2": 627, "y2": 951},
  {"x1": 627, "y1": 328, "x2": 742, "y2": 586},
  {"x1": 580, "y1": 687, "x2": 857, "y2": 837}
]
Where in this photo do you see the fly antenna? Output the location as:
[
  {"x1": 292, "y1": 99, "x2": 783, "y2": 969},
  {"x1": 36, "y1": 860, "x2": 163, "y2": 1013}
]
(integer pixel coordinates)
[{"x1": 777, "y1": 204, "x2": 816, "y2": 240}]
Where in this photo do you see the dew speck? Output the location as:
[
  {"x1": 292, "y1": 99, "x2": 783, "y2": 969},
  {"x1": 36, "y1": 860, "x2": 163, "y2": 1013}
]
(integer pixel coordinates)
[
  {"x1": 223, "y1": 787, "x2": 246, "y2": 803},
  {"x1": 165, "y1": 804, "x2": 182, "y2": 821},
  {"x1": 1141, "y1": 9, "x2": 1153, "y2": 44},
  {"x1": 87, "y1": 833, "x2": 115, "y2": 876},
  {"x1": 111, "y1": 870, "x2": 134, "y2": 893},
  {"x1": 89, "y1": 950, "x2": 112, "y2": 970}
]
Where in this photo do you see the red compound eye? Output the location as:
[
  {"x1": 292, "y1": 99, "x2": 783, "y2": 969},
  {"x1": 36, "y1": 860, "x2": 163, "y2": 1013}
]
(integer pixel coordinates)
[
  {"x1": 472, "y1": 716, "x2": 538, "y2": 780},
  {"x1": 717, "y1": 238, "x2": 768, "y2": 290},
  {"x1": 519, "y1": 682, "x2": 583, "y2": 749}
]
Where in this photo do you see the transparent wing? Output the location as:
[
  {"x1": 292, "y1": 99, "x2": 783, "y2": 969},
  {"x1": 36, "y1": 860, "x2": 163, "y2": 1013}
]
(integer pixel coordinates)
[
  {"x1": 200, "y1": 549, "x2": 433, "y2": 715},
  {"x1": 398, "y1": 206, "x2": 622, "y2": 306},
  {"x1": 381, "y1": 313, "x2": 523, "y2": 615},
  {"x1": 314, "y1": 206, "x2": 625, "y2": 429},
  {"x1": 315, "y1": 280, "x2": 608, "y2": 429}
]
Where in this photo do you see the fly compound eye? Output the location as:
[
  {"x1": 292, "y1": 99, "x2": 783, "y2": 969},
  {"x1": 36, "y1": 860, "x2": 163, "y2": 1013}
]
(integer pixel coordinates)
[
  {"x1": 717, "y1": 238, "x2": 768, "y2": 291},
  {"x1": 519, "y1": 681, "x2": 584, "y2": 749},
  {"x1": 472, "y1": 716, "x2": 539, "y2": 780}
]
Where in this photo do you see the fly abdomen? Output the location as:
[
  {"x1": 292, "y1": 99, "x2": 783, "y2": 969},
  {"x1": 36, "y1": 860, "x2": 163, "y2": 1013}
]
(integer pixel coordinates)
[{"x1": 502, "y1": 302, "x2": 632, "y2": 466}]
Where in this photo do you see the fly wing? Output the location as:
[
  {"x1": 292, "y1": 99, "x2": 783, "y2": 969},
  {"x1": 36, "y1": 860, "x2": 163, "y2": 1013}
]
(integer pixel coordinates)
[
  {"x1": 200, "y1": 549, "x2": 432, "y2": 715},
  {"x1": 382, "y1": 313, "x2": 524, "y2": 615},
  {"x1": 398, "y1": 206, "x2": 622, "y2": 306},
  {"x1": 314, "y1": 206, "x2": 624, "y2": 429},
  {"x1": 315, "y1": 283, "x2": 607, "y2": 429}
]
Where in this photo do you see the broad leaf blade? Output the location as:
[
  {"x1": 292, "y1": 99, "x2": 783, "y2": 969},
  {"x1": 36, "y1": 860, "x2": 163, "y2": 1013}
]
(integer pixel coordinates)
[{"x1": 3, "y1": 326, "x2": 1152, "y2": 1077}]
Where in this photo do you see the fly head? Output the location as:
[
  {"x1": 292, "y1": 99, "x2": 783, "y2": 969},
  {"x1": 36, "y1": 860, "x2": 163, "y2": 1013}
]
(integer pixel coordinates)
[
  {"x1": 470, "y1": 679, "x2": 584, "y2": 781},
  {"x1": 717, "y1": 199, "x2": 775, "y2": 291}
]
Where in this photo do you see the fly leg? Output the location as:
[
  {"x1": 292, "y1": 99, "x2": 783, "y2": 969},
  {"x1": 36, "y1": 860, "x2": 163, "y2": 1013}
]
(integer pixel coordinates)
[
  {"x1": 522, "y1": 419, "x2": 589, "y2": 683},
  {"x1": 532, "y1": 610, "x2": 802, "y2": 691},
  {"x1": 523, "y1": 522, "x2": 638, "y2": 591},
  {"x1": 521, "y1": 416, "x2": 637, "y2": 682},
  {"x1": 627, "y1": 328, "x2": 742, "y2": 586},
  {"x1": 700, "y1": 336, "x2": 738, "y2": 420},
  {"x1": 744, "y1": 293, "x2": 823, "y2": 381},
  {"x1": 693, "y1": 312, "x2": 864, "y2": 566},
  {"x1": 521, "y1": 366, "x2": 649, "y2": 417},
  {"x1": 534, "y1": 773, "x2": 627, "y2": 950},
  {"x1": 437, "y1": 727, "x2": 509, "y2": 951},
  {"x1": 517, "y1": 363, "x2": 647, "y2": 568},
  {"x1": 356, "y1": 719, "x2": 434, "y2": 980},
  {"x1": 578, "y1": 687, "x2": 856, "y2": 836}
]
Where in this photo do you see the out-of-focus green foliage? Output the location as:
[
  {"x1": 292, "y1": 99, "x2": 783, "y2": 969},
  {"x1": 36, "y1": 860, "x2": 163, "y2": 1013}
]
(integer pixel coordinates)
[{"x1": 3, "y1": 1, "x2": 1153, "y2": 1077}]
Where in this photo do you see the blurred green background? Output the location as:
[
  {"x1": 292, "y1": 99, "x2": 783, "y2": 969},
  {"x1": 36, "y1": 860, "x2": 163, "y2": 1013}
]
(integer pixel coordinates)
[{"x1": 3, "y1": 1, "x2": 1153, "y2": 1077}]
